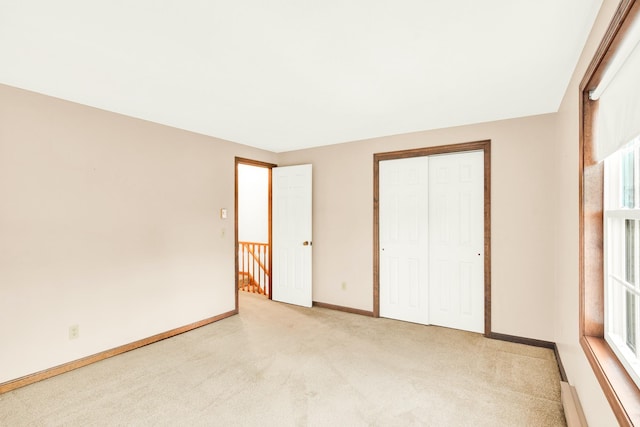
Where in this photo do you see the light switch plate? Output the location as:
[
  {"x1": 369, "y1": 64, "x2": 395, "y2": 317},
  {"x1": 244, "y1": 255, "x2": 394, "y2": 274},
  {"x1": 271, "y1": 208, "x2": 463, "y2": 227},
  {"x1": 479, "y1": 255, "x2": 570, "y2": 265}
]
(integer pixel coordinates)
[{"x1": 220, "y1": 208, "x2": 227, "y2": 219}]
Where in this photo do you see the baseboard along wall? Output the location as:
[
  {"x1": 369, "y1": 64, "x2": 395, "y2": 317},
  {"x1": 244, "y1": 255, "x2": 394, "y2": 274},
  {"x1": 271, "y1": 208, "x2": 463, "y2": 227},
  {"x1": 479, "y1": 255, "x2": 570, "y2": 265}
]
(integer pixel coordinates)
[
  {"x1": 0, "y1": 309, "x2": 237, "y2": 395},
  {"x1": 2, "y1": 300, "x2": 576, "y2": 423},
  {"x1": 486, "y1": 331, "x2": 568, "y2": 382},
  {"x1": 312, "y1": 301, "x2": 374, "y2": 317}
]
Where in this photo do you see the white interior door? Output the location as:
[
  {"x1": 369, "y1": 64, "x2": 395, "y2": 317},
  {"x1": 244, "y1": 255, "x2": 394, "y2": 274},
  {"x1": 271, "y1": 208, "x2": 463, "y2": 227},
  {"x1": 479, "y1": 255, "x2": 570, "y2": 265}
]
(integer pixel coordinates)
[
  {"x1": 428, "y1": 151, "x2": 484, "y2": 333},
  {"x1": 379, "y1": 157, "x2": 429, "y2": 324},
  {"x1": 272, "y1": 164, "x2": 313, "y2": 307}
]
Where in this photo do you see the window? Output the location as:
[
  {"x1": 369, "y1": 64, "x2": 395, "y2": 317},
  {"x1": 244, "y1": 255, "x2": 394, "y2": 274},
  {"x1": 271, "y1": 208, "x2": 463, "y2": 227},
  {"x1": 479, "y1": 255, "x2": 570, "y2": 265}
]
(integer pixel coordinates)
[
  {"x1": 604, "y1": 137, "x2": 640, "y2": 388},
  {"x1": 581, "y1": 1, "x2": 640, "y2": 425}
]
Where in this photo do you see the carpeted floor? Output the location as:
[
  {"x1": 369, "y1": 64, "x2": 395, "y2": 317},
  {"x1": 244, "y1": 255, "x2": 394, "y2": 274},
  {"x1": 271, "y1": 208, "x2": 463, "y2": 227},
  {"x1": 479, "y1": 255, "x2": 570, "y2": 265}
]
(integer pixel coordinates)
[{"x1": 0, "y1": 292, "x2": 566, "y2": 426}]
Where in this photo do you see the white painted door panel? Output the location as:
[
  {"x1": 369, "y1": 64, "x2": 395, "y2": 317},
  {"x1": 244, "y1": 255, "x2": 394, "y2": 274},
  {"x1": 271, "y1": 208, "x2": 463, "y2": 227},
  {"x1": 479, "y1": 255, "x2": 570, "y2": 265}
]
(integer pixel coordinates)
[
  {"x1": 379, "y1": 157, "x2": 429, "y2": 324},
  {"x1": 428, "y1": 151, "x2": 484, "y2": 333},
  {"x1": 272, "y1": 164, "x2": 312, "y2": 307}
]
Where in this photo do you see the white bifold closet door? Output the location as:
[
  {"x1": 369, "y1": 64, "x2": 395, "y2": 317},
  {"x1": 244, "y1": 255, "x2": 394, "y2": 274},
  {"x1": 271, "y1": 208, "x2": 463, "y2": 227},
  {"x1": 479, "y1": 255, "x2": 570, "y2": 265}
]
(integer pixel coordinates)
[{"x1": 379, "y1": 150, "x2": 484, "y2": 333}]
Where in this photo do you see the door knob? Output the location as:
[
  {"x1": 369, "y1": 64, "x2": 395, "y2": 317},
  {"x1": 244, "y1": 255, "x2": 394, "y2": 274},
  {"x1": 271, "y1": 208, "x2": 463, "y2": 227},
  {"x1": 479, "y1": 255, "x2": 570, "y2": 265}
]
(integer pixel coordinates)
[{"x1": 303, "y1": 241, "x2": 312, "y2": 246}]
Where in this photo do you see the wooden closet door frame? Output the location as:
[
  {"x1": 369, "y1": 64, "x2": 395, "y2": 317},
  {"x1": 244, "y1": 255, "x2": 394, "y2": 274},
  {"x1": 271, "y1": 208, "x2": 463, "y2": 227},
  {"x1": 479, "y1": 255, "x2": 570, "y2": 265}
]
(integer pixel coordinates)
[{"x1": 372, "y1": 140, "x2": 492, "y2": 336}]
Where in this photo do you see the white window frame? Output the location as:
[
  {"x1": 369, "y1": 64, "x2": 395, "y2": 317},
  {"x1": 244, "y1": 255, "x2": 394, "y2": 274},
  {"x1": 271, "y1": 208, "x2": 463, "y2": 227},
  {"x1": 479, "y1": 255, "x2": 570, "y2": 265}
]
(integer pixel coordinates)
[{"x1": 605, "y1": 136, "x2": 640, "y2": 389}]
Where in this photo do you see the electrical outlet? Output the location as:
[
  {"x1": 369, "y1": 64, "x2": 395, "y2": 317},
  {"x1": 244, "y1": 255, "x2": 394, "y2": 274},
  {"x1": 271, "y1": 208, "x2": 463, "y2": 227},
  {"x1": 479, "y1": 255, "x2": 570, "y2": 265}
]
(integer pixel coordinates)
[
  {"x1": 341, "y1": 282, "x2": 347, "y2": 290},
  {"x1": 69, "y1": 324, "x2": 79, "y2": 340}
]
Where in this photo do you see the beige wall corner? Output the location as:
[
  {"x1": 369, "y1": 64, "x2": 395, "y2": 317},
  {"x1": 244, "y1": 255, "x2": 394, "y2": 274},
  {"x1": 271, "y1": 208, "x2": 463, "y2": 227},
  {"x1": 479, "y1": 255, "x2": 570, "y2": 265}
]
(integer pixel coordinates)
[{"x1": 0, "y1": 83, "x2": 276, "y2": 383}]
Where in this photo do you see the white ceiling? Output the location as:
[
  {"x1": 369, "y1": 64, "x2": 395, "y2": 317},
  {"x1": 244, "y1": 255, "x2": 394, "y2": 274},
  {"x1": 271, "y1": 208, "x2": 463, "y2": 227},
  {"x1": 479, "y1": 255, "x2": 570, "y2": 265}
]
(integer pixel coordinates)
[{"x1": 0, "y1": 1, "x2": 603, "y2": 153}]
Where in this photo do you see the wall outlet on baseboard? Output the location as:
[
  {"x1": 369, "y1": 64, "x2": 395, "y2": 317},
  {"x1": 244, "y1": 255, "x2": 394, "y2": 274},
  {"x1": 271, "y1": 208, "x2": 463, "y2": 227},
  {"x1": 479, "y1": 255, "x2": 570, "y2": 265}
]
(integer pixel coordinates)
[{"x1": 69, "y1": 324, "x2": 79, "y2": 340}]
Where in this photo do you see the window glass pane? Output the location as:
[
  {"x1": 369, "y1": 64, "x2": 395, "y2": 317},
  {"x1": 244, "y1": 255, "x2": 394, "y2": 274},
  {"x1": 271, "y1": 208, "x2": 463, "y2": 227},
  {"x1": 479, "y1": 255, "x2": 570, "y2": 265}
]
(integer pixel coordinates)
[
  {"x1": 627, "y1": 290, "x2": 637, "y2": 353},
  {"x1": 626, "y1": 219, "x2": 635, "y2": 285},
  {"x1": 623, "y1": 149, "x2": 635, "y2": 208}
]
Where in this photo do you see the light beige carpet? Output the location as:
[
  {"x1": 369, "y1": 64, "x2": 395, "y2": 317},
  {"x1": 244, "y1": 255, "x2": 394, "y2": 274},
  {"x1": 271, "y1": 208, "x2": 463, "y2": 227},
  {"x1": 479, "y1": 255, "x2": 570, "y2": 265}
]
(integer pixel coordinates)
[{"x1": 0, "y1": 292, "x2": 565, "y2": 426}]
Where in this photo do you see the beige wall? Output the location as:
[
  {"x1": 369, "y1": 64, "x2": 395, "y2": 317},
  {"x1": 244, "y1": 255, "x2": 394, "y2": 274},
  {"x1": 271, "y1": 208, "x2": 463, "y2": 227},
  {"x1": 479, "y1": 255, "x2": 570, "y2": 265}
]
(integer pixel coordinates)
[
  {"x1": 0, "y1": 84, "x2": 276, "y2": 383},
  {"x1": 279, "y1": 113, "x2": 558, "y2": 340}
]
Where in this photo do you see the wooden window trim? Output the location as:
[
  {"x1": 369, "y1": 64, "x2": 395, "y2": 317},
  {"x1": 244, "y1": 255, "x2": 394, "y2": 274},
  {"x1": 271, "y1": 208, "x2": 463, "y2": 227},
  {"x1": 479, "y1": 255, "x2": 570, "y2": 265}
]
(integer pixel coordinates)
[{"x1": 580, "y1": 1, "x2": 640, "y2": 425}]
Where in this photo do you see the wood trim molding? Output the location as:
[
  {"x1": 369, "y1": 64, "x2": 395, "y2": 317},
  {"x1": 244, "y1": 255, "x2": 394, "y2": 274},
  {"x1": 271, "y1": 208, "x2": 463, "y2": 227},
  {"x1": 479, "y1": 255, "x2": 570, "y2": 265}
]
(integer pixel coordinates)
[
  {"x1": 0, "y1": 310, "x2": 237, "y2": 394},
  {"x1": 483, "y1": 143, "x2": 492, "y2": 335},
  {"x1": 268, "y1": 166, "x2": 273, "y2": 298},
  {"x1": 234, "y1": 157, "x2": 278, "y2": 169},
  {"x1": 554, "y1": 344, "x2": 569, "y2": 383},
  {"x1": 580, "y1": 0, "x2": 639, "y2": 93},
  {"x1": 312, "y1": 301, "x2": 374, "y2": 317},
  {"x1": 372, "y1": 140, "x2": 492, "y2": 336},
  {"x1": 581, "y1": 336, "x2": 640, "y2": 426},
  {"x1": 374, "y1": 140, "x2": 491, "y2": 162},
  {"x1": 373, "y1": 157, "x2": 380, "y2": 318},
  {"x1": 487, "y1": 332, "x2": 555, "y2": 349}
]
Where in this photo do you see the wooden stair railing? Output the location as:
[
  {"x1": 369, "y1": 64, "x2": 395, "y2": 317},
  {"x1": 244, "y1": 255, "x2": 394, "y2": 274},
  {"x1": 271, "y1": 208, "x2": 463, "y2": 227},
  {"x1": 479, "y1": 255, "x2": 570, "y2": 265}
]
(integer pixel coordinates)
[{"x1": 238, "y1": 241, "x2": 269, "y2": 296}]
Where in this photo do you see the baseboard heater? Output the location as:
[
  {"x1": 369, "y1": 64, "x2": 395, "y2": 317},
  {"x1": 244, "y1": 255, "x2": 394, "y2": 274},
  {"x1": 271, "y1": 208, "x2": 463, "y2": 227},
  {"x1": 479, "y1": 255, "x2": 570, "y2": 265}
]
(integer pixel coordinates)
[{"x1": 561, "y1": 381, "x2": 588, "y2": 427}]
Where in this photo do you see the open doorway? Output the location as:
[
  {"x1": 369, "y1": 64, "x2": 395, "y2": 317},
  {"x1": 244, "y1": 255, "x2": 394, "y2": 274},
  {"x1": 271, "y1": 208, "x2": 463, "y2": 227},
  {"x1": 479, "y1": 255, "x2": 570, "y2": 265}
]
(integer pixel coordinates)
[
  {"x1": 235, "y1": 157, "x2": 315, "y2": 310},
  {"x1": 235, "y1": 158, "x2": 276, "y2": 310}
]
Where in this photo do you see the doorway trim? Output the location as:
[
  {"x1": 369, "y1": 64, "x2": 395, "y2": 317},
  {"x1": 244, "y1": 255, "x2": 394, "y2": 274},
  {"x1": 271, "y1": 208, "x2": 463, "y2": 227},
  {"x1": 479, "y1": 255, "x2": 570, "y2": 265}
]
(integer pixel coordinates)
[
  {"x1": 235, "y1": 157, "x2": 277, "y2": 311},
  {"x1": 373, "y1": 140, "x2": 492, "y2": 336}
]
